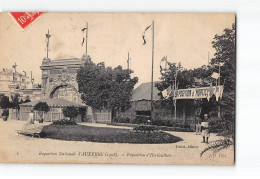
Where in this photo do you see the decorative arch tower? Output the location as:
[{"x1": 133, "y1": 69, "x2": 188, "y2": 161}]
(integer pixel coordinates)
[{"x1": 40, "y1": 54, "x2": 91, "y2": 103}]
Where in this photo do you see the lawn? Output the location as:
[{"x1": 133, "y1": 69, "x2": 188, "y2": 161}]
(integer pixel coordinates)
[{"x1": 40, "y1": 124, "x2": 183, "y2": 144}]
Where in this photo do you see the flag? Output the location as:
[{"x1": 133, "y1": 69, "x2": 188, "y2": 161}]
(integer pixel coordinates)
[
  {"x1": 142, "y1": 24, "x2": 152, "y2": 45},
  {"x1": 81, "y1": 27, "x2": 87, "y2": 46},
  {"x1": 161, "y1": 56, "x2": 167, "y2": 62},
  {"x1": 211, "y1": 72, "x2": 220, "y2": 79},
  {"x1": 162, "y1": 85, "x2": 172, "y2": 99},
  {"x1": 81, "y1": 38, "x2": 85, "y2": 46},
  {"x1": 45, "y1": 33, "x2": 51, "y2": 39},
  {"x1": 160, "y1": 56, "x2": 168, "y2": 72}
]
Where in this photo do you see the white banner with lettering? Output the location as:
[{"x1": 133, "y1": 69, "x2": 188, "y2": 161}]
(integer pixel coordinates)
[{"x1": 173, "y1": 85, "x2": 224, "y2": 101}]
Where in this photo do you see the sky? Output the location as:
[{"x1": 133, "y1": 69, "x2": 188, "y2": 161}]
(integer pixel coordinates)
[{"x1": 0, "y1": 13, "x2": 235, "y2": 87}]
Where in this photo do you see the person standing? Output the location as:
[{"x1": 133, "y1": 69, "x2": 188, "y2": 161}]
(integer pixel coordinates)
[
  {"x1": 201, "y1": 114, "x2": 210, "y2": 143},
  {"x1": 27, "y1": 110, "x2": 35, "y2": 125},
  {"x1": 195, "y1": 115, "x2": 202, "y2": 135}
]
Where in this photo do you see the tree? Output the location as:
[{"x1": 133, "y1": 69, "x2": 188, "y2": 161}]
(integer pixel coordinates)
[
  {"x1": 33, "y1": 102, "x2": 50, "y2": 123},
  {"x1": 10, "y1": 93, "x2": 20, "y2": 120},
  {"x1": 211, "y1": 23, "x2": 236, "y2": 138},
  {"x1": 62, "y1": 106, "x2": 79, "y2": 122},
  {"x1": 0, "y1": 95, "x2": 10, "y2": 120},
  {"x1": 77, "y1": 60, "x2": 138, "y2": 118},
  {"x1": 0, "y1": 95, "x2": 11, "y2": 109}
]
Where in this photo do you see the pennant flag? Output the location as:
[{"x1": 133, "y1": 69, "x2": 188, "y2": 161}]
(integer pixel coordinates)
[
  {"x1": 211, "y1": 72, "x2": 220, "y2": 79},
  {"x1": 162, "y1": 85, "x2": 172, "y2": 99},
  {"x1": 160, "y1": 56, "x2": 168, "y2": 72},
  {"x1": 81, "y1": 27, "x2": 87, "y2": 46},
  {"x1": 45, "y1": 33, "x2": 51, "y2": 39},
  {"x1": 142, "y1": 24, "x2": 152, "y2": 45},
  {"x1": 161, "y1": 56, "x2": 167, "y2": 62},
  {"x1": 81, "y1": 38, "x2": 85, "y2": 46}
]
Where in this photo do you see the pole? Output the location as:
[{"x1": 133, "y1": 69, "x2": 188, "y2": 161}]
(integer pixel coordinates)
[
  {"x1": 86, "y1": 22, "x2": 88, "y2": 54},
  {"x1": 127, "y1": 52, "x2": 130, "y2": 70},
  {"x1": 174, "y1": 67, "x2": 178, "y2": 121},
  {"x1": 46, "y1": 29, "x2": 49, "y2": 58},
  {"x1": 151, "y1": 20, "x2": 154, "y2": 125}
]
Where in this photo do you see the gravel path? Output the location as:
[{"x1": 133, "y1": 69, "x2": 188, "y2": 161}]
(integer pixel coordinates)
[{"x1": 0, "y1": 120, "x2": 234, "y2": 165}]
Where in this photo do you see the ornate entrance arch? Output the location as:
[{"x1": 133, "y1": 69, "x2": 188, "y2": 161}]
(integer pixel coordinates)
[{"x1": 40, "y1": 56, "x2": 88, "y2": 103}]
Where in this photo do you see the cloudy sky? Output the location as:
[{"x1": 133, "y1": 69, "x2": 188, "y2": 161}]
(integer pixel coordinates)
[{"x1": 0, "y1": 13, "x2": 235, "y2": 87}]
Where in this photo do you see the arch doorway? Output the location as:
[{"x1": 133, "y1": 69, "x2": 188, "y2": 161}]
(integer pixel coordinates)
[{"x1": 50, "y1": 84, "x2": 80, "y2": 103}]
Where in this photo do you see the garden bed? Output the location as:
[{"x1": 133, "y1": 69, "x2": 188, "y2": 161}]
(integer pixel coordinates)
[
  {"x1": 107, "y1": 122, "x2": 195, "y2": 132},
  {"x1": 40, "y1": 124, "x2": 183, "y2": 144}
]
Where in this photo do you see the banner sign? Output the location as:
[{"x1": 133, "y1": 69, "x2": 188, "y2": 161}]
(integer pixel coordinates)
[{"x1": 174, "y1": 85, "x2": 224, "y2": 100}]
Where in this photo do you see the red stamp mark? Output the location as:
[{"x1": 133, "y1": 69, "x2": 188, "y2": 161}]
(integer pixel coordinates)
[{"x1": 10, "y1": 12, "x2": 45, "y2": 29}]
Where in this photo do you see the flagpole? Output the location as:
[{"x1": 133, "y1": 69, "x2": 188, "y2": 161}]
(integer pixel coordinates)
[
  {"x1": 127, "y1": 52, "x2": 130, "y2": 70},
  {"x1": 151, "y1": 20, "x2": 154, "y2": 125},
  {"x1": 47, "y1": 29, "x2": 50, "y2": 58}
]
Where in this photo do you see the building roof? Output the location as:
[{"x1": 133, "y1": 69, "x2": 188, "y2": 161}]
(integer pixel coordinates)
[
  {"x1": 131, "y1": 82, "x2": 161, "y2": 101},
  {"x1": 20, "y1": 98, "x2": 86, "y2": 108},
  {"x1": 0, "y1": 69, "x2": 26, "y2": 78}
]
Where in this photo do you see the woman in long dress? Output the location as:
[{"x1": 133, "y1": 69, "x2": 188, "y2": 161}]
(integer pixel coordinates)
[{"x1": 22, "y1": 110, "x2": 35, "y2": 130}]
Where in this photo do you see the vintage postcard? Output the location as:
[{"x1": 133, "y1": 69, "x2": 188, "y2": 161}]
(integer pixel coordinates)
[{"x1": 0, "y1": 12, "x2": 235, "y2": 165}]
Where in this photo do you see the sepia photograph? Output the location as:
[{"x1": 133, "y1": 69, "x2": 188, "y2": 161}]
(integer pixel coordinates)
[{"x1": 0, "y1": 12, "x2": 235, "y2": 165}]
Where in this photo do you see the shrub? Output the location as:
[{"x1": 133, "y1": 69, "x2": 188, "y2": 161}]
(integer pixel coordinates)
[
  {"x1": 119, "y1": 117, "x2": 130, "y2": 123},
  {"x1": 133, "y1": 124, "x2": 159, "y2": 133},
  {"x1": 33, "y1": 102, "x2": 50, "y2": 123},
  {"x1": 2, "y1": 109, "x2": 9, "y2": 117},
  {"x1": 135, "y1": 115, "x2": 150, "y2": 124},
  {"x1": 113, "y1": 116, "x2": 130, "y2": 123},
  {"x1": 153, "y1": 119, "x2": 165, "y2": 126},
  {"x1": 209, "y1": 119, "x2": 232, "y2": 133},
  {"x1": 62, "y1": 106, "x2": 79, "y2": 122},
  {"x1": 152, "y1": 119, "x2": 175, "y2": 127},
  {"x1": 52, "y1": 118, "x2": 77, "y2": 125}
]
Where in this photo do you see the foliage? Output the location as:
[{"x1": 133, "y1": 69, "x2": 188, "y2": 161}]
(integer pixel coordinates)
[
  {"x1": 114, "y1": 116, "x2": 130, "y2": 123},
  {"x1": 33, "y1": 102, "x2": 50, "y2": 120},
  {"x1": 209, "y1": 119, "x2": 233, "y2": 133},
  {"x1": 133, "y1": 124, "x2": 159, "y2": 133},
  {"x1": 200, "y1": 137, "x2": 233, "y2": 157},
  {"x1": 79, "y1": 107, "x2": 86, "y2": 121},
  {"x1": 62, "y1": 106, "x2": 79, "y2": 121},
  {"x1": 33, "y1": 102, "x2": 50, "y2": 113},
  {"x1": 77, "y1": 60, "x2": 138, "y2": 116},
  {"x1": 200, "y1": 24, "x2": 235, "y2": 156},
  {"x1": 41, "y1": 124, "x2": 183, "y2": 144},
  {"x1": 1, "y1": 109, "x2": 9, "y2": 117},
  {"x1": 153, "y1": 118, "x2": 175, "y2": 127},
  {"x1": 52, "y1": 118, "x2": 77, "y2": 125},
  {"x1": 10, "y1": 93, "x2": 20, "y2": 110},
  {"x1": 155, "y1": 23, "x2": 235, "y2": 127},
  {"x1": 0, "y1": 95, "x2": 11, "y2": 109},
  {"x1": 211, "y1": 24, "x2": 236, "y2": 131}
]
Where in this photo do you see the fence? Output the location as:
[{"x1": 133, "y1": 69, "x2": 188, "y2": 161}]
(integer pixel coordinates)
[{"x1": 94, "y1": 112, "x2": 111, "y2": 123}]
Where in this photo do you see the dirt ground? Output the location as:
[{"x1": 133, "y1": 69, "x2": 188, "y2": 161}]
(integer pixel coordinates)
[{"x1": 0, "y1": 119, "x2": 234, "y2": 165}]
